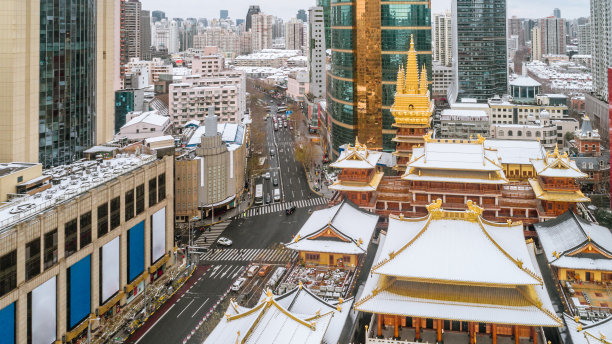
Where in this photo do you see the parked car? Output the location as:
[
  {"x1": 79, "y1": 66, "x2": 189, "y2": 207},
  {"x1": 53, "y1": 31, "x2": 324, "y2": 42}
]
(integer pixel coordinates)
[
  {"x1": 265, "y1": 172, "x2": 271, "y2": 179},
  {"x1": 258, "y1": 264, "x2": 272, "y2": 277},
  {"x1": 247, "y1": 265, "x2": 260, "y2": 278},
  {"x1": 270, "y1": 149, "x2": 275, "y2": 156},
  {"x1": 273, "y1": 178, "x2": 278, "y2": 186},
  {"x1": 217, "y1": 237, "x2": 233, "y2": 246},
  {"x1": 286, "y1": 206, "x2": 296, "y2": 215},
  {"x1": 231, "y1": 277, "x2": 246, "y2": 291},
  {"x1": 266, "y1": 193, "x2": 271, "y2": 204}
]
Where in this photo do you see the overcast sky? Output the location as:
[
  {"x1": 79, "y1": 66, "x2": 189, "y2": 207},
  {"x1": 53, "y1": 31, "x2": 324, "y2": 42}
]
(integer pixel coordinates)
[{"x1": 142, "y1": 0, "x2": 590, "y2": 21}]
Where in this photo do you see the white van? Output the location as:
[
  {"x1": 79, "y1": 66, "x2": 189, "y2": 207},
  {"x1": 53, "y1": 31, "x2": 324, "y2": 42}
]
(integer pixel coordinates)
[
  {"x1": 273, "y1": 188, "x2": 281, "y2": 201},
  {"x1": 231, "y1": 277, "x2": 246, "y2": 291}
]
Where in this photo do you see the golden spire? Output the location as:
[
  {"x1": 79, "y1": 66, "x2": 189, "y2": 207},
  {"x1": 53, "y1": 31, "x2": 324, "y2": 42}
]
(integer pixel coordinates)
[
  {"x1": 396, "y1": 65, "x2": 405, "y2": 95},
  {"x1": 405, "y1": 34, "x2": 419, "y2": 93},
  {"x1": 419, "y1": 64, "x2": 428, "y2": 95}
]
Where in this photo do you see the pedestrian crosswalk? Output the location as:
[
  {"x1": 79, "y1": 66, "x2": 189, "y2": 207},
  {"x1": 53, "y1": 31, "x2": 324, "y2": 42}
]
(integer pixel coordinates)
[
  {"x1": 242, "y1": 197, "x2": 327, "y2": 217},
  {"x1": 199, "y1": 248, "x2": 298, "y2": 263},
  {"x1": 192, "y1": 221, "x2": 230, "y2": 250}
]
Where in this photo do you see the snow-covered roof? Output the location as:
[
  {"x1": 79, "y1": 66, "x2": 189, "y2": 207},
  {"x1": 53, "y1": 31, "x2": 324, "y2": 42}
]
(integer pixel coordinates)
[
  {"x1": 330, "y1": 140, "x2": 382, "y2": 169},
  {"x1": 144, "y1": 135, "x2": 174, "y2": 144},
  {"x1": 535, "y1": 211, "x2": 612, "y2": 271},
  {"x1": 122, "y1": 110, "x2": 170, "y2": 128},
  {"x1": 509, "y1": 75, "x2": 542, "y2": 87},
  {"x1": 285, "y1": 201, "x2": 379, "y2": 255},
  {"x1": 440, "y1": 109, "x2": 488, "y2": 121},
  {"x1": 484, "y1": 139, "x2": 546, "y2": 165},
  {"x1": 274, "y1": 285, "x2": 354, "y2": 344},
  {"x1": 186, "y1": 123, "x2": 245, "y2": 150},
  {"x1": 530, "y1": 146, "x2": 588, "y2": 178},
  {"x1": 354, "y1": 201, "x2": 561, "y2": 327},
  {"x1": 203, "y1": 291, "x2": 333, "y2": 344},
  {"x1": 564, "y1": 313, "x2": 612, "y2": 344}
]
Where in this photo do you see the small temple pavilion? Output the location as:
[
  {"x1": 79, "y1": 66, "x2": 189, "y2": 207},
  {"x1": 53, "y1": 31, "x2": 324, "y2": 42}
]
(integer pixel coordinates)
[
  {"x1": 285, "y1": 200, "x2": 379, "y2": 268},
  {"x1": 354, "y1": 200, "x2": 561, "y2": 344},
  {"x1": 564, "y1": 313, "x2": 612, "y2": 344},
  {"x1": 203, "y1": 289, "x2": 334, "y2": 344},
  {"x1": 535, "y1": 211, "x2": 612, "y2": 317},
  {"x1": 390, "y1": 35, "x2": 434, "y2": 173},
  {"x1": 528, "y1": 145, "x2": 589, "y2": 220},
  {"x1": 328, "y1": 139, "x2": 384, "y2": 209}
]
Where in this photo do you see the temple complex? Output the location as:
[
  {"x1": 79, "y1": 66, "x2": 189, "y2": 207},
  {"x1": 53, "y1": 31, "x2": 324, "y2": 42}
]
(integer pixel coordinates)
[
  {"x1": 355, "y1": 200, "x2": 562, "y2": 344},
  {"x1": 528, "y1": 145, "x2": 589, "y2": 220},
  {"x1": 328, "y1": 138, "x2": 383, "y2": 209},
  {"x1": 390, "y1": 35, "x2": 434, "y2": 173}
]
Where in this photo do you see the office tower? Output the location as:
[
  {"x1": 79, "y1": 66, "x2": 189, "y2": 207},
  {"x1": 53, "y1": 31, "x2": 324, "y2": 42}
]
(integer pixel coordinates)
[
  {"x1": 316, "y1": 0, "x2": 331, "y2": 49},
  {"x1": 531, "y1": 26, "x2": 542, "y2": 61},
  {"x1": 297, "y1": 9, "x2": 307, "y2": 22},
  {"x1": 554, "y1": 8, "x2": 561, "y2": 18},
  {"x1": 590, "y1": 0, "x2": 612, "y2": 100},
  {"x1": 169, "y1": 20, "x2": 180, "y2": 53},
  {"x1": 251, "y1": 13, "x2": 274, "y2": 51},
  {"x1": 152, "y1": 10, "x2": 166, "y2": 22},
  {"x1": 285, "y1": 18, "x2": 305, "y2": 50},
  {"x1": 220, "y1": 10, "x2": 229, "y2": 19},
  {"x1": 451, "y1": 0, "x2": 508, "y2": 102},
  {"x1": 328, "y1": 0, "x2": 431, "y2": 153},
  {"x1": 309, "y1": 7, "x2": 327, "y2": 99},
  {"x1": 236, "y1": 19, "x2": 244, "y2": 26},
  {"x1": 540, "y1": 17, "x2": 565, "y2": 55},
  {"x1": 124, "y1": 0, "x2": 142, "y2": 61},
  {"x1": 141, "y1": 10, "x2": 152, "y2": 60},
  {"x1": 578, "y1": 24, "x2": 591, "y2": 55},
  {"x1": 246, "y1": 5, "x2": 261, "y2": 31},
  {"x1": 433, "y1": 12, "x2": 452, "y2": 67}
]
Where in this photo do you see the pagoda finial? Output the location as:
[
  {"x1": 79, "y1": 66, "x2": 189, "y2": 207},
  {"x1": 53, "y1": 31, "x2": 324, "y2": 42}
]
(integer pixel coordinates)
[
  {"x1": 396, "y1": 65, "x2": 405, "y2": 95},
  {"x1": 405, "y1": 34, "x2": 419, "y2": 93},
  {"x1": 419, "y1": 64, "x2": 428, "y2": 95},
  {"x1": 554, "y1": 143, "x2": 559, "y2": 157}
]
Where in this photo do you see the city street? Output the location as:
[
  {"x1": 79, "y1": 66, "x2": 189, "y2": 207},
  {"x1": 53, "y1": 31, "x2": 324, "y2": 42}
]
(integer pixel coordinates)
[{"x1": 128, "y1": 93, "x2": 326, "y2": 344}]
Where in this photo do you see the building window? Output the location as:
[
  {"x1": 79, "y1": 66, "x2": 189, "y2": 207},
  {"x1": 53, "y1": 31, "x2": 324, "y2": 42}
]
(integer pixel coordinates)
[
  {"x1": 43, "y1": 230, "x2": 58, "y2": 270},
  {"x1": 508, "y1": 130, "x2": 513, "y2": 136},
  {"x1": 158, "y1": 173, "x2": 166, "y2": 201},
  {"x1": 498, "y1": 130, "x2": 504, "y2": 136},
  {"x1": 110, "y1": 196, "x2": 121, "y2": 230},
  {"x1": 25, "y1": 238, "x2": 41, "y2": 281},
  {"x1": 136, "y1": 184, "x2": 145, "y2": 215},
  {"x1": 80, "y1": 211, "x2": 92, "y2": 248},
  {"x1": 0, "y1": 250, "x2": 17, "y2": 297},
  {"x1": 65, "y1": 219, "x2": 78, "y2": 257},
  {"x1": 17, "y1": 176, "x2": 23, "y2": 183},
  {"x1": 305, "y1": 253, "x2": 320, "y2": 261},
  {"x1": 517, "y1": 130, "x2": 522, "y2": 137},
  {"x1": 125, "y1": 189, "x2": 135, "y2": 221},
  {"x1": 149, "y1": 177, "x2": 158, "y2": 207},
  {"x1": 97, "y1": 203, "x2": 109, "y2": 237}
]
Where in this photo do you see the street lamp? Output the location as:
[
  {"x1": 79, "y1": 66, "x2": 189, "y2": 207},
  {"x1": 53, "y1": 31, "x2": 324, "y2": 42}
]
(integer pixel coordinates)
[
  {"x1": 87, "y1": 317, "x2": 101, "y2": 344},
  {"x1": 188, "y1": 216, "x2": 199, "y2": 265}
]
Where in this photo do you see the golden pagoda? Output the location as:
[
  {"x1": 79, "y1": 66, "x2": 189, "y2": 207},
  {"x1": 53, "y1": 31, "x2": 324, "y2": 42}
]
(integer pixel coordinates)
[{"x1": 391, "y1": 35, "x2": 434, "y2": 173}]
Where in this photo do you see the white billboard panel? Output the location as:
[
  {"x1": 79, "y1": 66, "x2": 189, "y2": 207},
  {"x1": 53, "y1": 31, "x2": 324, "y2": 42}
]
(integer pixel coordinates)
[
  {"x1": 102, "y1": 236, "x2": 120, "y2": 302},
  {"x1": 32, "y1": 276, "x2": 56, "y2": 344},
  {"x1": 152, "y1": 207, "x2": 166, "y2": 263}
]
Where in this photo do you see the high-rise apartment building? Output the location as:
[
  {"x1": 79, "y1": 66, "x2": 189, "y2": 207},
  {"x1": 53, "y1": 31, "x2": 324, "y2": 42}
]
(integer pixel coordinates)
[
  {"x1": 220, "y1": 10, "x2": 229, "y2": 19},
  {"x1": 251, "y1": 13, "x2": 274, "y2": 52},
  {"x1": 309, "y1": 7, "x2": 327, "y2": 99},
  {"x1": 433, "y1": 12, "x2": 452, "y2": 67},
  {"x1": 245, "y1": 5, "x2": 261, "y2": 31},
  {"x1": 451, "y1": 0, "x2": 508, "y2": 102},
  {"x1": 316, "y1": 0, "x2": 331, "y2": 50},
  {"x1": 554, "y1": 8, "x2": 561, "y2": 18},
  {"x1": 590, "y1": 0, "x2": 612, "y2": 100},
  {"x1": 531, "y1": 26, "x2": 542, "y2": 61},
  {"x1": 578, "y1": 23, "x2": 591, "y2": 55},
  {"x1": 540, "y1": 17, "x2": 565, "y2": 55},
  {"x1": 169, "y1": 20, "x2": 180, "y2": 53},
  {"x1": 297, "y1": 9, "x2": 307, "y2": 22},
  {"x1": 141, "y1": 10, "x2": 152, "y2": 60},
  {"x1": 273, "y1": 17, "x2": 285, "y2": 40},
  {"x1": 285, "y1": 18, "x2": 305, "y2": 51},
  {"x1": 328, "y1": 0, "x2": 432, "y2": 154}
]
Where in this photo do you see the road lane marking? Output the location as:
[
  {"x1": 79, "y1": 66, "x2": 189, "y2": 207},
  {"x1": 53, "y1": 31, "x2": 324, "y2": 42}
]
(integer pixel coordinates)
[
  {"x1": 191, "y1": 298, "x2": 209, "y2": 318},
  {"x1": 135, "y1": 304, "x2": 176, "y2": 344},
  {"x1": 176, "y1": 299, "x2": 194, "y2": 318}
]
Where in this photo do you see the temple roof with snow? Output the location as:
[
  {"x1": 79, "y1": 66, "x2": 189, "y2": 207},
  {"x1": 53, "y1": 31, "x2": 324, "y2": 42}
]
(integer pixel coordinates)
[
  {"x1": 354, "y1": 200, "x2": 562, "y2": 327},
  {"x1": 535, "y1": 211, "x2": 612, "y2": 271},
  {"x1": 564, "y1": 313, "x2": 612, "y2": 344},
  {"x1": 530, "y1": 145, "x2": 588, "y2": 179},
  {"x1": 329, "y1": 139, "x2": 382, "y2": 170},
  {"x1": 203, "y1": 290, "x2": 333, "y2": 344},
  {"x1": 402, "y1": 134, "x2": 508, "y2": 184},
  {"x1": 285, "y1": 201, "x2": 379, "y2": 255}
]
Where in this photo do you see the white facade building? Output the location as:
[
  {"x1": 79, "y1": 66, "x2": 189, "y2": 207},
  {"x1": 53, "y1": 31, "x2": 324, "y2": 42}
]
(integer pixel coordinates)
[
  {"x1": 169, "y1": 20, "x2": 180, "y2": 53},
  {"x1": 531, "y1": 26, "x2": 542, "y2": 61},
  {"x1": 251, "y1": 13, "x2": 274, "y2": 52},
  {"x1": 578, "y1": 23, "x2": 591, "y2": 56},
  {"x1": 285, "y1": 18, "x2": 305, "y2": 51},
  {"x1": 308, "y1": 7, "x2": 326, "y2": 99},
  {"x1": 433, "y1": 12, "x2": 452, "y2": 67},
  {"x1": 115, "y1": 110, "x2": 172, "y2": 140},
  {"x1": 590, "y1": 0, "x2": 612, "y2": 100}
]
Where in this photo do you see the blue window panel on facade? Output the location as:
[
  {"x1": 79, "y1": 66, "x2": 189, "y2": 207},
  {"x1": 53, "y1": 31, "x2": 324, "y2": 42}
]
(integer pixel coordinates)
[
  {"x1": 128, "y1": 221, "x2": 145, "y2": 282},
  {"x1": 68, "y1": 255, "x2": 91, "y2": 329},
  {"x1": 0, "y1": 302, "x2": 15, "y2": 344}
]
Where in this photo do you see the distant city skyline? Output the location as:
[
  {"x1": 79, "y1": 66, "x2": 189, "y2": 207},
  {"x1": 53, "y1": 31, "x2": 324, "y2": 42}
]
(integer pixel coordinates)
[{"x1": 142, "y1": 0, "x2": 590, "y2": 21}]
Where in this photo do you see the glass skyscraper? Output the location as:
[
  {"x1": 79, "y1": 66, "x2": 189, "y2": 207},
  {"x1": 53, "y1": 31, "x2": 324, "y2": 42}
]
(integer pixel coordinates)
[
  {"x1": 328, "y1": 0, "x2": 431, "y2": 155},
  {"x1": 451, "y1": 0, "x2": 508, "y2": 102},
  {"x1": 39, "y1": 0, "x2": 97, "y2": 167}
]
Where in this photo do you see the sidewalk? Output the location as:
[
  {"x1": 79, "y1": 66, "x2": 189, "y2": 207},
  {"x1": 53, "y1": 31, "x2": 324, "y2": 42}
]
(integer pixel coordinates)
[{"x1": 177, "y1": 193, "x2": 254, "y2": 231}]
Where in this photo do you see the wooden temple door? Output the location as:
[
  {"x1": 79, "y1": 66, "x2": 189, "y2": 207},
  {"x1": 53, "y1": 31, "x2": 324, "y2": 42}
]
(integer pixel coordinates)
[{"x1": 329, "y1": 254, "x2": 334, "y2": 265}]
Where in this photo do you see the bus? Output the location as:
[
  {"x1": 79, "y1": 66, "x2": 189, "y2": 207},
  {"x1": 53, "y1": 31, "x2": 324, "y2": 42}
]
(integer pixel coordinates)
[{"x1": 255, "y1": 184, "x2": 263, "y2": 204}]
